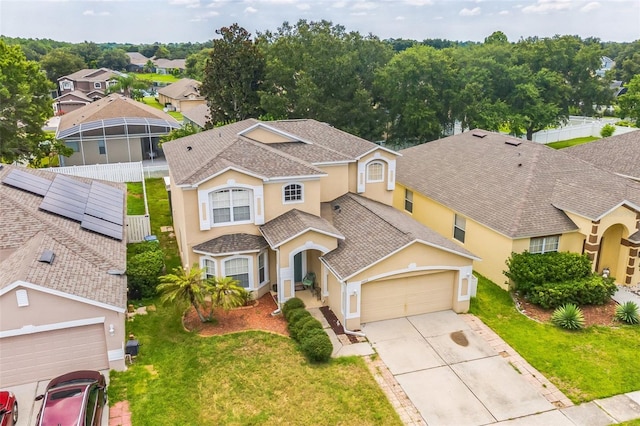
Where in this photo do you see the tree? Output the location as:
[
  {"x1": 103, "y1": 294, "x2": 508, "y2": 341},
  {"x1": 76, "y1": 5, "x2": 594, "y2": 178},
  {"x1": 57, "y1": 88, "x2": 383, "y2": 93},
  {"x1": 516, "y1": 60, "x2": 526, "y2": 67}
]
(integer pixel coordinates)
[
  {"x1": 106, "y1": 74, "x2": 149, "y2": 100},
  {"x1": 618, "y1": 74, "x2": 640, "y2": 124},
  {"x1": 205, "y1": 276, "x2": 247, "y2": 311},
  {"x1": 185, "y1": 48, "x2": 212, "y2": 80},
  {"x1": 143, "y1": 59, "x2": 156, "y2": 73},
  {"x1": 160, "y1": 123, "x2": 200, "y2": 145},
  {"x1": 154, "y1": 45, "x2": 170, "y2": 59},
  {"x1": 157, "y1": 265, "x2": 211, "y2": 322},
  {"x1": 40, "y1": 48, "x2": 86, "y2": 82},
  {"x1": 0, "y1": 41, "x2": 56, "y2": 164},
  {"x1": 70, "y1": 41, "x2": 102, "y2": 68},
  {"x1": 202, "y1": 24, "x2": 265, "y2": 125},
  {"x1": 97, "y1": 48, "x2": 130, "y2": 70}
]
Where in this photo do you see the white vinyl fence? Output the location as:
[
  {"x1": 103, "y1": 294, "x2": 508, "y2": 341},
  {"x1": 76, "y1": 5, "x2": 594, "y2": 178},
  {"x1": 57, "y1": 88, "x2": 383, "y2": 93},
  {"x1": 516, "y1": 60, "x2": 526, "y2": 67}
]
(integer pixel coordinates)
[
  {"x1": 533, "y1": 119, "x2": 637, "y2": 144},
  {"x1": 50, "y1": 162, "x2": 144, "y2": 182},
  {"x1": 127, "y1": 215, "x2": 152, "y2": 243}
]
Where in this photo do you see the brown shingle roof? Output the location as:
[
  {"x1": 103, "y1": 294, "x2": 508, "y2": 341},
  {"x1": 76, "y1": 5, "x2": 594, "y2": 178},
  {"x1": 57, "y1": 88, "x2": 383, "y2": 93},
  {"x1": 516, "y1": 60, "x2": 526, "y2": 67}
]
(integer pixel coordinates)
[
  {"x1": 59, "y1": 68, "x2": 120, "y2": 82},
  {"x1": 397, "y1": 130, "x2": 640, "y2": 238},
  {"x1": 157, "y1": 78, "x2": 204, "y2": 101},
  {"x1": 57, "y1": 94, "x2": 179, "y2": 133},
  {"x1": 260, "y1": 209, "x2": 344, "y2": 248},
  {"x1": 182, "y1": 103, "x2": 210, "y2": 128},
  {"x1": 564, "y1": 130, "x2": 640, "y2": 180},
  {"x1": 321, "y1": 193, "x2": 477, "y2": 280},
  {"x1": 193, "y1": 233, "x2": 268, "y2": 255},
  {"x1": 0, "y1": 165, "x2": 127, "y2": 309}
]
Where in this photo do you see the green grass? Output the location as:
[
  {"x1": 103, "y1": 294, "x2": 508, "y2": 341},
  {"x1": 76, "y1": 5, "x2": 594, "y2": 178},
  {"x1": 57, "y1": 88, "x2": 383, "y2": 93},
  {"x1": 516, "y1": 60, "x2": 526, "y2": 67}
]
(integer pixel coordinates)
[
  {"x1": 546, "y1": 136, "x2": 599, "y2": 149},
  {"x1": 469, "y1": 274, "x2": 640, "y2": 403},
  {"x1": 135, "y1": 73, "x2": 181, "y2": 84},
  {"x1": 126, "y1": 182, "x2": 146, "y2": 215},
  {"x1": 109, "y1": 302, "x2": 401, "y2": 425},
  {"x1": 143, "y1": 177, "x2": 181, "y2": 271},
  {"x1": 141, "y1": 96, "x2": 183, "y2": 121}
]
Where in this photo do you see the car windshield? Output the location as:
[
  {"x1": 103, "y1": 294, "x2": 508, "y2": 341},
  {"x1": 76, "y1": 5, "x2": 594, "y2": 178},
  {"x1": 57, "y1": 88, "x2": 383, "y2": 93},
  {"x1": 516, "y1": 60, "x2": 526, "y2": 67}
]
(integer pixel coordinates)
[{"x1": 41, "y1": 386, "x2": 85, "y2": 426}]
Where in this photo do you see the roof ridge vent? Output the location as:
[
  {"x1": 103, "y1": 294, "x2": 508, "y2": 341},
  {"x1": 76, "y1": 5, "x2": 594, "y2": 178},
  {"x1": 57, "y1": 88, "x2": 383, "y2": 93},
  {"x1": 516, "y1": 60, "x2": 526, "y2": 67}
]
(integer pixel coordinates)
[
  {"x1": 472, "y1": 132, "x2": 487, "y2": 138},
  {"x1": 38, "y1": 249, "x2": 56, "y2": 264},
  {"x1": 505, "y1": 140, "x2": 522, "y2": 147}
]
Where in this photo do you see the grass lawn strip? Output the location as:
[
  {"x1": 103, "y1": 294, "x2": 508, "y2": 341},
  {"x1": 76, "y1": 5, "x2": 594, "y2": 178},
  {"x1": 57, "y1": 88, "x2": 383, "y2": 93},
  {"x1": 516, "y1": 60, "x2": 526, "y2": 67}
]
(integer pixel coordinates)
[
  {"x1": 546, "y1": 136, "x2": 599, "y2": 149},
  {"x1": 143, "y1": 177, "x2": 181, "y2": 271},
  {"x1": 126, "y1": 182, "x2": 145, "y2": 215},
  {"x1": 469, "y1": 275, "x2": 640, "y2": 403}
]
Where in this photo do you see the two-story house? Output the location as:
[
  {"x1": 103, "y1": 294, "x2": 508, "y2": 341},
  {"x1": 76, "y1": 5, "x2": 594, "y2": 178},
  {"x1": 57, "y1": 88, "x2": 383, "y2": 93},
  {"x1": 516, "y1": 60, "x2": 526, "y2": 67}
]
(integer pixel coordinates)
[
  {"x1": 163, "y1": 119, "x2": 479, "y2": 332},
  {"x1": 54, "y1": 68, "x2": 123, "y2": 114}
]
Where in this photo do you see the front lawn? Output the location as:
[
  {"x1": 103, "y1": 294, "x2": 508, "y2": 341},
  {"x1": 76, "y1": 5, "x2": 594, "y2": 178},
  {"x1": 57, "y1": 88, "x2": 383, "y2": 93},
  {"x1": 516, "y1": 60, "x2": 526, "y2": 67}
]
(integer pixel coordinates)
[
  {"x1": 108, "y1": 303, "x2": 402, "y2": 425},
  {"x1": 469, "y1": 274, "x2": 640, "y2": 403},
  {"x1": 546, "y1": 136, "x2": 599, "y2": 149},
  {"x1": 141, "y1": 96, "x2": 184, "y2": 122},
  {"x1": 134, "y1": 73, "x2": 181, "y2": 84}
]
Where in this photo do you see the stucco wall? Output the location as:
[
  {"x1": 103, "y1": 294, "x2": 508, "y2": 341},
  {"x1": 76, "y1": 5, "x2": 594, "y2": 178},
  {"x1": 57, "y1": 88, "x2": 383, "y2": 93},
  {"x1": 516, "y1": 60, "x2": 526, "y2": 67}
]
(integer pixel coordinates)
[
  {"x1": 263, "y1": 180, "x2": 321, "y2": 220},
  {"x1": 317, "y1": 164, "x2": 351, "y2": 202}
]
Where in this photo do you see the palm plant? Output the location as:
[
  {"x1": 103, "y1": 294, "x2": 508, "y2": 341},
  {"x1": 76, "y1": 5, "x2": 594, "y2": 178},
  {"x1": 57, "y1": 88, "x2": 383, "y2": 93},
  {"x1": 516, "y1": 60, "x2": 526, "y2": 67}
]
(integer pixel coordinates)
[
  {"x1": 206, "y1": 276, "x2": 248, "y2": 312},
  {"x1": 107, "y1": 74, "x2": 149, "y2": 99},
  {"x1": 157, "y1": 265, "x2": 211, "y2": 322},
  {"x1": 615, "y1": 301, "x2": 640, "y2": 324},
  {"x1": 551, "y1": 303, "x2": 585, "y2": 330}
]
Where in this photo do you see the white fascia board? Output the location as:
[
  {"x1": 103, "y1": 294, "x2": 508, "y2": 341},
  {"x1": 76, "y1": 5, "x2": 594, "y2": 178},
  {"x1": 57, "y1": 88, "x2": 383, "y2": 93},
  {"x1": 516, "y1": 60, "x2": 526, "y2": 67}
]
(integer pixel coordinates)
[
  {"x1": 193, "y1": 248, "x2": 261, "y2": 257},
  {"x1": 265, "y1": 174, "x2": 327, "y2": 182},
  {"x1": 594, "y1": 200, "x2": 640, "y2": 221},
  {"x1": 312, "y1": 160, "x2": 355, "y2": 166},
  {"x1": 270, "y1": 228, "x2": 345, "y2": 249},
  {"x1": 319, "y1": 257, "x2": 344, "y2": 282},
  {"x1": 355, "y1": 145, "x2": 402, "y2": 160},
  {"x1": 0, "y1": 281, "x2": 126, "y2": 314},
  {"x1": 0, "y1": 316, "x2": 105, "y2": 338},
  {"x1": 191, "y1": 166, "x2": 267, "y2": 188},
  {"x1": 239, "y1": 122, "x2": 313, "y2": 144}
]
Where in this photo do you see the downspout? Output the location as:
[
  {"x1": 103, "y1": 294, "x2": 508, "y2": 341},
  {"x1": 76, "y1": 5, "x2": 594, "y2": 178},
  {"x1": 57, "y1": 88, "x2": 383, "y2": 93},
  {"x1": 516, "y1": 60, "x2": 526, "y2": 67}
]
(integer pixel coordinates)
[
  {"x1": 341, "y1": 280, "x2": 366, "y2": 337},
  {"x1": 271, "y1": 246, "x2": 281, "y2": 316}
]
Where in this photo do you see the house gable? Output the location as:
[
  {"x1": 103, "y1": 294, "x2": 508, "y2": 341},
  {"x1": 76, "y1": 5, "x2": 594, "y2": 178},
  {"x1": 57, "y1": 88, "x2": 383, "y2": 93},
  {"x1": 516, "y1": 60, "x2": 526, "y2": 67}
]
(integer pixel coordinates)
[{"x1": 240, "y1": 122, "x2": 312, "y2": 144}]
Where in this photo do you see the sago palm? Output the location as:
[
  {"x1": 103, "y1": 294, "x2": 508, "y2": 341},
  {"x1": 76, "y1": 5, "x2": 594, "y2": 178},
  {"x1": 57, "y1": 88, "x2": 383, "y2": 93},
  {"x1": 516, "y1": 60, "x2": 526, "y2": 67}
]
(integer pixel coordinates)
[
  {"x1": 157, "y1": 264, "x2": 210, "y2": 322},
  {"x1": 206, "y1": 276, "x2": 248, "y2": 312}
]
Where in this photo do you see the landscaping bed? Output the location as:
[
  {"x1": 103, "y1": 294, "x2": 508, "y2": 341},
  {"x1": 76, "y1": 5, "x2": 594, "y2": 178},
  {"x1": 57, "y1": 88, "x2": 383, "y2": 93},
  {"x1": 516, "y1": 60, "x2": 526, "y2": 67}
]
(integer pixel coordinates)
[{"x1": 515, "y1": 294, "x2": 619, "y2": 326}]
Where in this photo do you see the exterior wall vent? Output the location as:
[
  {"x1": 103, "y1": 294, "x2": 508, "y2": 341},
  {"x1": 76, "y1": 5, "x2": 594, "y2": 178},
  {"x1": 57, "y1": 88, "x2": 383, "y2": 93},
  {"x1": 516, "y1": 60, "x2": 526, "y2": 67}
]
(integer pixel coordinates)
[
  {"x1": 16, "y1": 289, "x2": 29, "y2": 307},
  {"x1": 38, "y1": 250, "x2": 56, "y2": 264},
  {"x1": 505, "y1": 140, "x2": 522, "y2": 147}
]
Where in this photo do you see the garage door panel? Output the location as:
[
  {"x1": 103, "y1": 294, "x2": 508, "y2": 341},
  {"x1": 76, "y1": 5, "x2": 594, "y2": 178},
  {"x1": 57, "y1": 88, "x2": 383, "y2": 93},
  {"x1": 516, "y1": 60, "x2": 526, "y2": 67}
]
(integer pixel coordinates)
[
  {"x1": 0, "y1": 324, "x2": 108, "y2": 387},
  {"x1": 362, "y1": 271, "x2": 455, "y2": 323}
]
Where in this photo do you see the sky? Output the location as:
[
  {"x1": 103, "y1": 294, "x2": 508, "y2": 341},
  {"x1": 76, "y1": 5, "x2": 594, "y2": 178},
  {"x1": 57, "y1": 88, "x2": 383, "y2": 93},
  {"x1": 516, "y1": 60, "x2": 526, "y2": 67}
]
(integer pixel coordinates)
[{"x1": 1, "y1": 0, "x2": 639, "y2": 45}]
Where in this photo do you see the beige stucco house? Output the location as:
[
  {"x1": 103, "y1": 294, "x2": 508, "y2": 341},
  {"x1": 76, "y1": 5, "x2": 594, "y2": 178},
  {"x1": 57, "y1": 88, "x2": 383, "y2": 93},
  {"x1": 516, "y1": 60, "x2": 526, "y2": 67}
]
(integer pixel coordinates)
[
  {"x1": 0, "y1": 165, "x2": 128, "y2": 387},
  {"x1": 163, "y1": 119, "x2": 479, "y2": 331},
  {"x1": 394, "y1": 129, "x2": 640, "y2": 289},
  {"x1": 55, "y1": 68, "x2": 122, "y2": 114},
  {"x1": 157, "y1": 78, "x2": 206, "y2": 113},
  {"x1": 57, "y1": 94, "x2": 180, "y2": 166}
]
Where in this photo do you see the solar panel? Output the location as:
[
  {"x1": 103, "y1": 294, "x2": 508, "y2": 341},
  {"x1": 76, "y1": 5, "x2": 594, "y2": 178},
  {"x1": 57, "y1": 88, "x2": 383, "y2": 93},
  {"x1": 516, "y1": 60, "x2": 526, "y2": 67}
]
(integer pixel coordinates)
[
  {"x1": 2, "y1": 169, "x2": 52, "y2": 196},
  {"x1": 81, "y1": 213, "x2": 124, "y2": 240},
  {"x1": 85, "y1": 181, "x2": 124, "y2": 225},
  {"x1": 40, "y1": 174, "x2": 90, "y2": 222}
]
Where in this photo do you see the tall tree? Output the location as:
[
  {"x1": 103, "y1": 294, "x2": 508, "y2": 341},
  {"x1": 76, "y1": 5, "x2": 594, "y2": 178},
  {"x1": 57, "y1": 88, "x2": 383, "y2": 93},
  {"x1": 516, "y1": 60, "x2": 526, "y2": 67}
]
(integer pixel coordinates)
[
  {"x1": 40, "y1": 48, "x2": 86, "y2": 82},
  {"x1": 70, "y1": 41, "x2": 102, "y2": 68},
  {"x1": 106, "y1": 74, "x2": 149, "y2": 100},
  {"x1": 98, "y1": 48, "x2": 130, "y2": 70},
  {"x1": 202, "y1": 24, "x2": 265, "y2": 125},
  {"x1": 618, "y1": 74, "x2": 640, "y2": 124},
  {"x1": 185, "y1": 48, "x2": 212, "y2": 80},
  {"x1": 0, "y1": 41, "x2": 58, "y2": 164}
]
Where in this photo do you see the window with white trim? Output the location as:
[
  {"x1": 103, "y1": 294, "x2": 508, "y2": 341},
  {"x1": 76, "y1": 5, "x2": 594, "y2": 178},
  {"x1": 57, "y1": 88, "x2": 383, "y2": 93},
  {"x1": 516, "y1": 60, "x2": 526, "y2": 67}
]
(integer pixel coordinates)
[
  {"x1": 94, "y1": 82, "x2": 102, "y2": 89},
  {"x1": 224, "y1": 257, "x2": 250, "y2": 288},
  {"x1": 258, "y1": 251, "x2": 267, "y2": 284},
  {"x1": 61, "y1": 81, "x2": 73, "y2": 90},
  {"x1": 529, "y1": 235, "x2": 560, "y2": 254},
  {"x1": 283, "y1": 183, "x2": 303, "y2": 203},
  {"x1": 453, "y1": 214, "x2": 466, "y2": 243},
  {"x1": 210, "y1": 188, "x2": 252, "y2": 225},
  {"x1": 404, "y1": 189, "x2": 413, "y2": 213},
  {"x1": 366, "y1": 161, "x2": 384, "y2": 183},
  {"x1": 203, "y1": 258, "x2": 216, "y2": 279}
]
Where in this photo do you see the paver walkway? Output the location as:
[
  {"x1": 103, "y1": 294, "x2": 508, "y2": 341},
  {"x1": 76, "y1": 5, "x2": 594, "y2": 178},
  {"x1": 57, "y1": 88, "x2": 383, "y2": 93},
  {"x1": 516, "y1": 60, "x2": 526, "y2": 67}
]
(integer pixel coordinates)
[{"x1": 109, "y1": 401, "x2": 132, "y2": 426}]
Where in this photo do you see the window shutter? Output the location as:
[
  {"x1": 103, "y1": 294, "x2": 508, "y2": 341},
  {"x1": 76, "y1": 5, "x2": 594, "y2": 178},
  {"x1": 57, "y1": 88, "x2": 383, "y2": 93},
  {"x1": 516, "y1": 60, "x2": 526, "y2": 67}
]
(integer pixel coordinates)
[
  {"x1": 254, "y1": 185, "x2": 265, "y2": 225},
  {"x1": 387, "y1": 159, "x2": 396, "y2": 191},
  {"x1": 197, "y1": 189, "x2": 210, "y2": 230},
  {"x1": 357, "y1": 161, "x2": 365, "y2": 193}
]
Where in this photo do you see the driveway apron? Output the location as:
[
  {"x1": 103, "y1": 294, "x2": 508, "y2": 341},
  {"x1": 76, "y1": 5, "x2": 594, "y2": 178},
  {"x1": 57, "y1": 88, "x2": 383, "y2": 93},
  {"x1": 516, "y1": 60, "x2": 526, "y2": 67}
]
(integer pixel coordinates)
[{"x1": 362, "y1": 311, "x2": 555, "y2": 425}]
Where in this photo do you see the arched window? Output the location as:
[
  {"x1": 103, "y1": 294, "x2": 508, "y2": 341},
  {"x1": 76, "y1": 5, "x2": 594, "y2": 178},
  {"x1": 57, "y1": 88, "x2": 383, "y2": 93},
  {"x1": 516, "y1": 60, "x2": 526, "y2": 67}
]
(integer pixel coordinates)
[
  {"x1": 366, "y1": 161, "x2": 384, "y2": 183},
  {"x1": 283, "y1": 183, "x2": 303, "y2": 203},
  {"x1": 210, "y1": 188, "x2": 252, "y2": 224}
]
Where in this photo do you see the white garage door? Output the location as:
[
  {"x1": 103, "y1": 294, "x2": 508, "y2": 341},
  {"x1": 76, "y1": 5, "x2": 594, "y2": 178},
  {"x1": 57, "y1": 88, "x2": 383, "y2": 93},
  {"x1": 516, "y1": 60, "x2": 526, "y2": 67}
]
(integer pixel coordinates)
[
  {"x1": 361, "y1": 271, "x2": 455, "y2": 323},
  {"x1": 0, "y1": 324, "x2": 108, "y2": 387}
]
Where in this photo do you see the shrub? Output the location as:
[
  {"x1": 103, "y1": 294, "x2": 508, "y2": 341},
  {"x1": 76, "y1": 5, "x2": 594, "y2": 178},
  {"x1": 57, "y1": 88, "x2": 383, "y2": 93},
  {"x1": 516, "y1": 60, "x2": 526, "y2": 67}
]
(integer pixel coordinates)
[
  {"x1": 290, "y1": 316, "x2": 323, "y2": 342},
  {"x1": 300, "y1": 329, "x2": 333, "y2": 362},
  {"x1": 615, "y1": 301, "x2": 640, "y2": 324},
  {"x1": 600, "y1": 123, "x2": 615, "y2": 138},
  {"x1": 127, "y1": 249, "x2": 165, "y2": 299},
  {"x1": 527, "y1": 275, "x2": 617, "y2": 309},
  {"x1": 282, "y1": 297, "x2": 305, "y2": 318},
  {"x1": 287, "y1": 307, "x2": 311, "y2": 324},
  {"x1": 551, "y1": 303, "x2": 585, "y2": 330},
  {"x1": 300, "y1": 317, "x2": 324, "y2": 335},
  {"x1": 127, "y1": 241, "x2": 161, "y2": 256}
]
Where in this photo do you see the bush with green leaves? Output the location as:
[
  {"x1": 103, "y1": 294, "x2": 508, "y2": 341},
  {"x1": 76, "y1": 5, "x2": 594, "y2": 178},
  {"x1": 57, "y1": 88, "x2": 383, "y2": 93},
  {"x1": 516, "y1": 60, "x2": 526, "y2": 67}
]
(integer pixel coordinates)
[
  {"x1": 127, "y1": 240, "x2": 161, "y2": 257},
  {"x1": 551, "y1": 303, "x2": 585, "y2": 330},
  {"x1": 290, "y1": 316, "x2": 323, "y2": 342},
  {"x1": 282, "y1": 297, "x2": 305, "y2": 318},
  {"x1": 527, "y1": 275, "x2": 617, "y2": 309},
  {"x1": 600, "y1": 123, "x2": 615, "y2": 138},
  {"x1": 300, "y1": 328, "x2": 333, "y2": 362},
  {"x1": 127, "y1": 247, "x2": 165, "y2": 299},
  {"x1": 287, "y1": 307, "x2": 312, "y2": 324},
  {"x1": 615, "y1": 301, "x2": 640, "y2": 324}
]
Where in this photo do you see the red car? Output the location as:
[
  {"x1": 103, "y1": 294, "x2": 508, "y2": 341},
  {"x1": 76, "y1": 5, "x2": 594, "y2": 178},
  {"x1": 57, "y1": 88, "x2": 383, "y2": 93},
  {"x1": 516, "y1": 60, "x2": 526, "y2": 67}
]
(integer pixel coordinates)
[
  {"x1": 0, "y1": 391, "x2": 18, "y2": 426},
  {"x1": 35, "y1": 370, "x2": 107, "y2": 426}
]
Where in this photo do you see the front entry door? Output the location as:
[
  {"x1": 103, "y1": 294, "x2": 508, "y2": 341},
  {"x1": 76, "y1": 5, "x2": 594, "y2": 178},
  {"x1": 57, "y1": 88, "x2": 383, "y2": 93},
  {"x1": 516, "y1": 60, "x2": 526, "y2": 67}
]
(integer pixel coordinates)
[{"x1": 294, "y1": 252, "x2": 303, "y2": 283}]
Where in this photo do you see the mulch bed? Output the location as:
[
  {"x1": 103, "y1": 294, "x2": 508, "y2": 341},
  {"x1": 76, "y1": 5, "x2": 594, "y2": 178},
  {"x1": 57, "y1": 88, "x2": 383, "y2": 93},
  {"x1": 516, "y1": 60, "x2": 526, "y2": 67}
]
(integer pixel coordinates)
[
  {"x1": 320, "y1": 306, "x2": 359, "y2": 343},
  {"x1": 183, "y1": 293, "x2": 289, "y2": 336},
  {"x1": 514, "y1": 293, "x2": 619, "y2": 327}
]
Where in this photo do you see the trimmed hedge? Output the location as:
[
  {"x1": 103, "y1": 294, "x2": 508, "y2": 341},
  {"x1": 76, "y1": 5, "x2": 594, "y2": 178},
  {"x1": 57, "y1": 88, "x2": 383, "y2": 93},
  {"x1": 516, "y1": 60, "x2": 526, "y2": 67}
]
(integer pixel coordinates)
[
  {"x1": 282, "y1": 302, "x2": 332, "y2": 363},
  {"x1": 300, "y1": 328, "x2": 333, "y2": 363},
  {"x1": 289, "y1": 315, "x2": 316, "y2": 341},
  {"x1": 282, "y1": 297, "x2": 305, "y2": 318},
  {"x1": 287, "y1": 307, "x2": 311, "y2": 324},
  {"x1": 127, "y1": 247, "x2": 164, "y2": 299},
  {"x1": 527, "y1": 275, "x2": 617, "y2": 309}
]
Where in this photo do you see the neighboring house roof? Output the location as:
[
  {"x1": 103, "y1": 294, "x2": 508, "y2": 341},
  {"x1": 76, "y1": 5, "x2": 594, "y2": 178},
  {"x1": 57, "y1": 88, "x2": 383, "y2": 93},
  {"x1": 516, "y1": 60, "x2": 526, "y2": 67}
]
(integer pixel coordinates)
[
  {"x1": 0, "y1": 165, "x2": 127, "y2": 309},
  {"x1": 57, "y1": 94, "x2": 180, "y2": 138},
  {"x1": 163, "y1": 119, "x2": 397, "y2": 186},
  {"x1": 193, "y1": 233, "x2": 268, "y2": 255},
  {"x1": 54, "y1": 90, "x2": 93, "y2": 103},
  {"x1": 157, "y1": 78, "x2": 204, "y2": 101},
  {"x1": 564, "y1": 130, "x2": 640, "y2": 180},
  {"x1": 58, "y1": 68, "x2": 121, "y2": 83},
  {"x1": 182, "y1": 103, "x2": 210, "y2": 128},
  {"x1": 397, "y1": 130, "x2": 640, "y2": 239},
  {"x1": 154, "y1": 58, "x2": 186, "y2": 70},
  {"x1": 126, "y1": 52, "x2": 149, "y2": 66},
  {"x1": 260, "y1": 209, "x2": 344, "y2": 248},
  {"x1": 321, "y1": 193, "x2": 478, "y2": 280}
]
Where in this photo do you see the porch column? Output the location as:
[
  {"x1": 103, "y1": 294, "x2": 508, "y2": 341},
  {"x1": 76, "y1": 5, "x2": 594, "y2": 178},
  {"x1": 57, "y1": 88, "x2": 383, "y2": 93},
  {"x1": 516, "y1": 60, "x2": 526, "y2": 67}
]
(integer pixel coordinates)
[
  {"x1": 584, "y1": 220, "x2": 600, "y2": 267},
  {"x1": 623, "y1": 244, "x2": 638, "y2": 285}
]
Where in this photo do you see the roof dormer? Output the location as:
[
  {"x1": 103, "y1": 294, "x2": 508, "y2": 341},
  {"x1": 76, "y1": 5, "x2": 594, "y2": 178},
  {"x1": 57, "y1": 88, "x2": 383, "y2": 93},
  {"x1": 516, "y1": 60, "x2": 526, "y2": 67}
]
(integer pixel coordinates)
[{"x1": 239, "y1": 122, "x2": 312, "y2": 145}]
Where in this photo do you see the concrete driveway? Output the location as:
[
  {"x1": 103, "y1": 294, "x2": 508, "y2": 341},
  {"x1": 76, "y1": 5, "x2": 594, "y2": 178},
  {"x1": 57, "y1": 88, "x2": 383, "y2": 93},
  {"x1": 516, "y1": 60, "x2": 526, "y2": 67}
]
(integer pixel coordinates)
[{"x1": 362, "y1": 311, "x2": 556, "y2": 426}]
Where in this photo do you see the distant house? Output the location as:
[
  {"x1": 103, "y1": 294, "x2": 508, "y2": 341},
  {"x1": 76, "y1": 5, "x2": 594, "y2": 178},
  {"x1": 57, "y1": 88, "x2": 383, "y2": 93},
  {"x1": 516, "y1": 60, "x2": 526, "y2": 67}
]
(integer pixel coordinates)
[
  {"x1": 157, "y1": 78, "x2": 206, "y2": 113},
  {"x1": 55, "y1": 68, "x2": 123, "y2": 114},
  {"x1": 0, "y1": 165, "x2": 128, "y2": 387},
  {"x1": 596, "y1": 56, "x2": 615, "y2": 78},
  {"x1": 125, "y1": 52, "x2": 149, "y2": 72},
  {"x1": 154, "y1": 58, "x2": 186, "y2": 75},
  {"x1": 182, "y1": 103, "x2": 210, "y2": 129},
  {"x1": 56, "y1": 94, "x2": 180, "y2": 166}
]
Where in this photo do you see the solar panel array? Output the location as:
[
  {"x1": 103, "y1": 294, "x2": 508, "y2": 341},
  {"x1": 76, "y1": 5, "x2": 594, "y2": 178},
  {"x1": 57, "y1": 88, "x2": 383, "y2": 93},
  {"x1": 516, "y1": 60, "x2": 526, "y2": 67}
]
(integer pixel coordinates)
[{"x1": 2, "y1": 169, "x2": 124, "y2": 240}]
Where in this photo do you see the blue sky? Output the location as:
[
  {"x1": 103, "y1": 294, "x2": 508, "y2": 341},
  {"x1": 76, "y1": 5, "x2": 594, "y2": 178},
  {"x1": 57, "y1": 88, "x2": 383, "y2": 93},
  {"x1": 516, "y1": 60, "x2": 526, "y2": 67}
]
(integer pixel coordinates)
[{"x1": 1, "y1": 0, "x2": 638, "y2": 44}]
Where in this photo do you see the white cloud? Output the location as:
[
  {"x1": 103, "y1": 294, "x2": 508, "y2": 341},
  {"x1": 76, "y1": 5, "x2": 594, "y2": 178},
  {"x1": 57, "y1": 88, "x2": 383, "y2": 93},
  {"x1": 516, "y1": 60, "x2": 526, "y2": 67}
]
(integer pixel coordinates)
[
  {"x1": 459, "y1": 7, "x2": 481, "y2": 16},
  {"x1": 169, "y1": 0, "x2": 200, "y2": 5},
  {"x1": 297, "y1": 3, "x2": 311, "y2": 10},
  {"x1": 522, "y1": 0, "x2": 572, "y2": 14},
  {"x1": 82, "y1": 9, "x2": 110, "y2": 16},
  {"x1": 395, "y1": 15, "x2": 405, "y2": 20},
  {"x1": 580, "y1": 2, "x2": 601, "y2": 12},
  {"x1": 403, "y1": 0, "x2": 433, "y2": 5},
  {"x1": 332, "y1": 1, "x2": 347, "y2": 8},
  {"x1": 352, "y1": 1, "x2": 378, "y2": 11},
  {"x1": 499, "y1": 9, "x2": 509, "y2": 15},
  {"x1": 245, "y1": 6, "x2": 258, "y2": 13},
  {"x1": 189, "y1": 10, "x2": 219, "y2": 21}
]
